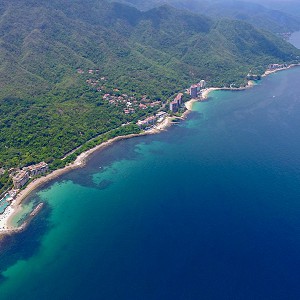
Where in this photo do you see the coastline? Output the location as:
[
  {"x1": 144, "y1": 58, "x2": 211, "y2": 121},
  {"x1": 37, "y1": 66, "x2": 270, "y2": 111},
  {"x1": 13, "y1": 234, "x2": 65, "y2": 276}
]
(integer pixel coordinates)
[
  {"x1": 184, "y1": 63, "x2": 300, "y2": 110},
  {"x1": 262, "y1": 63, "x2": 300, "y2": 77},
  {"x1": 0, "y1": 117, "x2": 173, "y2": 234},
  {"x1": 184, "y1": 80, "x2": 255, "y2": 113},
  {"x1": 1, "y1": 63, "x2": 299, "y2": 235}
]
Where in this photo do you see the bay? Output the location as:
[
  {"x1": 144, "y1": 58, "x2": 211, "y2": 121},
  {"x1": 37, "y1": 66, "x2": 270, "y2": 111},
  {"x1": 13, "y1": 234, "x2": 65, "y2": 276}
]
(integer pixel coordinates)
[{"x1": 1, "y1": 48, "x2": 300, "y2": 299}]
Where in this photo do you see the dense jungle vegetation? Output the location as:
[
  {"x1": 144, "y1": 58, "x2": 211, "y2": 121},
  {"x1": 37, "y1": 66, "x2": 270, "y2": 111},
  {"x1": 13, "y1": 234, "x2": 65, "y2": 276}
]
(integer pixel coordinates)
[{"x1": 0, "y1": 0, "x2": 299, "y2": 174}]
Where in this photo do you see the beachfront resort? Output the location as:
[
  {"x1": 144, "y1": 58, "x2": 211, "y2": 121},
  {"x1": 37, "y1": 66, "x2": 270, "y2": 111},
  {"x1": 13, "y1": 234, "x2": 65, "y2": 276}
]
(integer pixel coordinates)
[
  {"x1": 136, "y1": 79, "x2": 207, "y2": 130},
  {"x1": 0, "y1": 162, "x2": 49, "y2": 231}
]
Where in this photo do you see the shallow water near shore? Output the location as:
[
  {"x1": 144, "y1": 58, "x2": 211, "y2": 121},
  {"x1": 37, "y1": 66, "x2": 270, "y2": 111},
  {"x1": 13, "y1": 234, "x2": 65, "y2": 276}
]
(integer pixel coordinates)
[{"x1": 1, "y1": 70, "x2": 300, "y2": 298}]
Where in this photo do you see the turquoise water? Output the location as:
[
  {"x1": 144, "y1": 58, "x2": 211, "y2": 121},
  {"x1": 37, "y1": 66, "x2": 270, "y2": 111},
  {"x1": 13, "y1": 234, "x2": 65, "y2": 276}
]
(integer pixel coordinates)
[
  {"x1": 0, "y1": 195, "x2": 10, "y2": 214},
  {"x1": 1, "y1": 57, "x2": 300, "y2": 298}
]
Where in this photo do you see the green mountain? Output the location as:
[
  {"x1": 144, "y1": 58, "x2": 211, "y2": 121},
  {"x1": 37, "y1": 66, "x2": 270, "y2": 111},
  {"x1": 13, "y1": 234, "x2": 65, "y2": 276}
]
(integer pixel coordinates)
[
  {"x1": 255, "y1": 0, "x2": 300, "y2": 19},
  {"x1": 201, "y1": 0, "x2": 300, "y2": 34},
  {"x1": 0, "y1": 0, "x2": 299, "y2": 171},
  {"x1": 118, "y1": 0, "x2": 300, "y2": 34}
]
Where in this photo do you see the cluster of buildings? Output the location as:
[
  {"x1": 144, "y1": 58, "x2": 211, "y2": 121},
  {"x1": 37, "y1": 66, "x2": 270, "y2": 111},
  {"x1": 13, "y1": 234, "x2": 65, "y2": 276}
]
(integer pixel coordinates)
[
  {"x1": 137, "y1": 116, "x2": 157, "y2": 128},
  {"x1": 12, "y1": 162, "x2": 49, "y2": 189},
  {"x1": 77, "y1": 68, "x2": 106, "y2": 91},
  {"x1": 77, "y1": 68, "x2": 101, "y2": 75},
  {"x1": 78, "y1": 68, "x2": 164, "y2": 115},
  {"x1": 246, "y1": 73, "x2": 261, "y2": 81},
  {"x1": 189, "y1": 80, "x2": 207, "y2": 99},
  {"x1": 24, "y1": 162, "x2": 49, "y2": 177},
  {"x1": 12, "y1": 170, "x2": 30, "y2": 190},
  {"x1": 267, "y1": 64, "x2": 288, "y2": 71},
  {"x1": 169, "y1": 80, "x2": 207, "y2": 113},
  {"x1": 137, "y1": 111, "x2": 168, "y2": 128},
  {"x1": 103, "y1": 93, "x2": 162, "y2": 114},
  {"x1": 123, "y1": 107, "x2": 136, "y2": 114},
  {"x1": 86, "y1": 78, "x2": 106, "y2": 91},
  {"x1": 123, "y1": 100, "x2": 161, "y2": 114},
  {"x1": 169, "y1": 93, "x2": 183, "y2": 113}
]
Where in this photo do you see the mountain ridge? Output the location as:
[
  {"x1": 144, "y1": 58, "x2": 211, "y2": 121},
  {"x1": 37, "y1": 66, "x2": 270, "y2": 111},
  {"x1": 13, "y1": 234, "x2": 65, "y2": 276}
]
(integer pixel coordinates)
[{"x1": 116, "y1": 0, "x2": 300, "y2": 34}]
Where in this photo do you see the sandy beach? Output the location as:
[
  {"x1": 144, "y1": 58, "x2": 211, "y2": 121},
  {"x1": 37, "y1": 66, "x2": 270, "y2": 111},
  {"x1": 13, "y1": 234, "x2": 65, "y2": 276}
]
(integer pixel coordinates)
[
  {"x1": 184, "y1": 99, "x2": 197, "y2": 111},
  {"x1": 0, "y1": 204, "x2": 15, "y2": 231},
  {"x1": 183, "y1": 88, "x2": 221, "y2": 113}
]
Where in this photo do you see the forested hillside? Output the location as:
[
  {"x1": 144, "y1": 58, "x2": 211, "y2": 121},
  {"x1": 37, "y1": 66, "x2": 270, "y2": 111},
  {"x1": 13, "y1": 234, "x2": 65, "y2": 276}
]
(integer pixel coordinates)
[
  {"x1": 0, "y1": 0, "x2": 299, "y2": 170},
  {"x1": 119, "y1": 0, "x2": 300, "y2": 34},
  {"x1": 245, "y1": 0, "x2": 300, "y2": 19}
]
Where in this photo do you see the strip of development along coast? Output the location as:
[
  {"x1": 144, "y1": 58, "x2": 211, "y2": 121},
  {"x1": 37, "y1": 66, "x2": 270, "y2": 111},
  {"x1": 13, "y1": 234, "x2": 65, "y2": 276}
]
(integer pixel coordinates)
[{"x1": 0, "y1": 63, "x2": 299, "y2": 235}]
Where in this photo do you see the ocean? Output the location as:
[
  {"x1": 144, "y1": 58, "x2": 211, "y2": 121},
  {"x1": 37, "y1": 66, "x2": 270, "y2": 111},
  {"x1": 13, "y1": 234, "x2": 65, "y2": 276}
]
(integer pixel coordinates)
[{"x1": 0, "y1": 34, "x2": 300, "y2": 300}]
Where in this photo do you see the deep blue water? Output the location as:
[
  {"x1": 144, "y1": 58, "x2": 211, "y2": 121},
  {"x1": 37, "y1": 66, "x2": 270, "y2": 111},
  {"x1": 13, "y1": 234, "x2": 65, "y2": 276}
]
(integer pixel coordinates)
[{"x1": 0, "y1": 38, "x2": 300, "y2": 299}]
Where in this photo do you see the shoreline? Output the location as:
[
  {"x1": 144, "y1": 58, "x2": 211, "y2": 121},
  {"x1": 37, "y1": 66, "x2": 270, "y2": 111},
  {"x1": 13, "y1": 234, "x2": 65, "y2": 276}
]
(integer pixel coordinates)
[
  {"x1": 0, "y1": 117, "x2": 173, "y2": 234},
  {"x1": 184, "y1": 63, "x2": 300, "y2": 110},
  {"x1": 262, "y1": 63, "x2": 300, "y2": 77},
  {"x1": 184, "y1": 80, "x2": 255, "y2": 112},
  {"x1": 1, "y1": 63, "x2": 299, "y2": 235}
]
